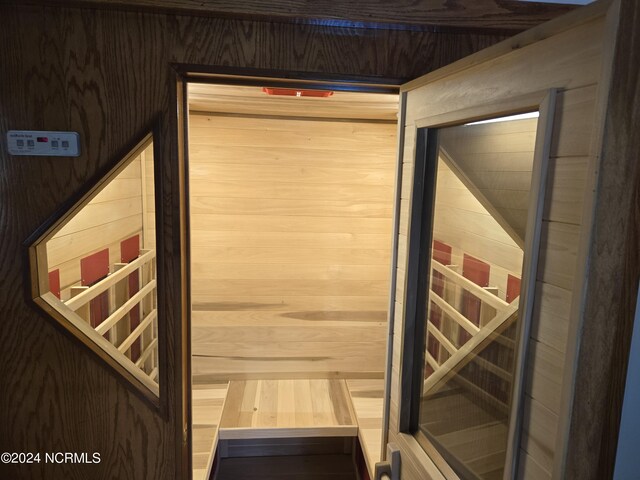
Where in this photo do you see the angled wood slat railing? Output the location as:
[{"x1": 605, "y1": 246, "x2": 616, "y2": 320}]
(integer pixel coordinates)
[
  {"x1": 424, "y1": 303, "x2": 519, "y2": 394},
  {"x1": 431, "y1": 259, "x2": 510, "y2": 311},
  {"x1": 95, "y1": 280, "x2": 157, "y2": 335},
  {"x1": 426, "y1": 351, "x2": 439, "y2": 372},
  {"x1": 427, "y1": 322, "x2": 457, "y2": 355},
  {"x1": 62, "y1": 248, "x2": 159, "y2": 386},
  {"x1": 118, "y1": 309, "x2": 157, "y2": 354},
  {"x1": 429, "y1": 290, "x2": 480, "y2": 335},
  {"x1": 65, "y1": 249, "x2": 156, "y2": 311},
  {"x1": 424, "y1": 260, "x2": 519, "y2": 409},
  {"x1": 136, "y1": 338, "x2": 158, "y2": 369},
  {"x1": 41, "y1": 291, "x2": 159, "y2": 396}
]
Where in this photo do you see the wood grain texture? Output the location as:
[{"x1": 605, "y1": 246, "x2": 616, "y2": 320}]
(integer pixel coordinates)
[
  {"x1": 189, "y1": 84, "x2": 399, "y2": 120},
  {"x1": 218, "y1": 379, "x2": 357, "y2": 439},
  {"x1": 564, "y1": 0, "x2": 638, "y2": 477},
  {"x1": 45, "y1": 148, "x2": 151, "y2": 296},
  {"x1": 346, "y1": 379, "x2": 384, "y2": 478},
  {"x1": 189, "y1": 112, "x2": 395, "y2": 379},
  {"x1": 0, "y1": 2, "x2": 506, "y2": 479},
  {"x1": 386, "y1": 5, "x2": 616, "y2": 480},
  {"x1": 15, "y1": 0, "x2": 577, "y2": 32},
  {"x1": 192, "y1": 381, "x2": 228, "y2": 480},
  {"x1": 432, "y1": 158, "x2": 525, "y2": 301},
  {"x1": 439, "y1": 118, "x2": 538, "y2": 247}
]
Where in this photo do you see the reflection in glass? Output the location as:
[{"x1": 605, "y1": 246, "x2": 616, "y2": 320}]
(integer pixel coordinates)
[
  {"x1": 417, "y1": 114, "x2": 539, "y2": 479},
  {"x1": 41, "y1": 139, "x2": 159, "y2": 392}
]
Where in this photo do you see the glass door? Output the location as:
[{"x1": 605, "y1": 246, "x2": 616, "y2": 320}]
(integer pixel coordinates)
[{"x1": 381, "y1": 89, "x2": 556, "y2": 480}]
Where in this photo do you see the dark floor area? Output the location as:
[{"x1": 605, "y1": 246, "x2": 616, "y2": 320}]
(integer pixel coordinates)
[{"x1": 215, "y1": 454, "x2": 357, "y2": 480}]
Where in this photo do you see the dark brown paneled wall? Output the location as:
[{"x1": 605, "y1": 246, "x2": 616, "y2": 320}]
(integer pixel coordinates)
[
  {"x1": 26, "y1": 0, "x2": 577, "y2": 31},
  {"x1": 0, "y1": 4, "x2": 505, "y2": 479}
]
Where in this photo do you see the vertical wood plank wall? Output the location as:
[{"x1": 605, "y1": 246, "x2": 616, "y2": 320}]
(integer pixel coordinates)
[
  {"x1": 389, "y1": 11, "x2": 613, "y2": 480},
  {"x1": 188, "y1": 113, "x2": 397, "y2": 380},
  {"x1": 46, "y1": 154, "x2": 148, "y2": 298}
]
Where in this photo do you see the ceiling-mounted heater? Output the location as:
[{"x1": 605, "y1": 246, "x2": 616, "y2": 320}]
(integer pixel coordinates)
[{"x1": 262, "y1": 87, "x2": 334, "y2": 98}]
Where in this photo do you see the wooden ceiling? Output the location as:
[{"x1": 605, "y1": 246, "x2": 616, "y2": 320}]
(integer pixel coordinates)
[
  {"x1": 188, "y1": 83, "x2": 399, "y2": 121},
  {"x1": 26, "y1": 0, "x2": 577, "y2": 32}
]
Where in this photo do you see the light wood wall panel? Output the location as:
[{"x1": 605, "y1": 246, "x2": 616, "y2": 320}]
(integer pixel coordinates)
[
  {"x1": 142, "y1": 145, "x2": 156, "y2": 249},
  {"x1": 439, "y1": 117, "x2": 538, "y2": 246},
  {"x1": 46, "y1": 159, "x2": 145, "y2": 297},
  {"x1": 188, "y1": 112, "x2": 397, "y2": 380},
  {"x1": 387, "y1": 5, "x2": 617, "y2": 479},
  {"x1": 432, "y1": 159, "x2": 524, "y2": 300}
]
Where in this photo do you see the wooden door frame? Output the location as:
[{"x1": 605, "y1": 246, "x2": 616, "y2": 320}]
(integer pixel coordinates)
[{"x1": 170, "y1": 65, "x2": 401, "y2": 479}]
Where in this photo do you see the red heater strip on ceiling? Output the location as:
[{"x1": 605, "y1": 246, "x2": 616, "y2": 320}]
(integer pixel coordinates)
[{"x1": 262, "y1": 87, "x2": 333, "y2": 97}]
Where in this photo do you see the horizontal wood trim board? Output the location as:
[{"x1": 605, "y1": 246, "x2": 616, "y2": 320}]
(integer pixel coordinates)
[
  {"x1": 192, "y1": 325, "x2": 387, "y2": 344},
  {"x1": 190, "y1": 247, "x2": 390, "y2": 266},
  {"x1": 191, "y1": 279, "x2": 389, "y2": 297},
  {"x1": 190, "y1": 164, "x2": 394, "y2": 186},
  {"x1": 190, "y1": 263, "x2": 390, "y2": 279},
  {"x1": 190, "y1": 183, "x2": 395, "y2": 202},
  {"x1": 189, "y1": 197, "x2": 393, "y2": 218},
  {"x1": 192, "y1": 341, "x2": 385, "y2": 358},
  {"x1": 190, "y1": 214, "x2": 392, "y2": 233},
  {"x1": 191, "y1": 296, "x2": 389, "y2": 312}
]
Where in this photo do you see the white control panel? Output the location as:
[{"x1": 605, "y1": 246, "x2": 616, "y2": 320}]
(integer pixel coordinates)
[{"x1": 7, "y1": 130, "x2": 80, "y2": 157}]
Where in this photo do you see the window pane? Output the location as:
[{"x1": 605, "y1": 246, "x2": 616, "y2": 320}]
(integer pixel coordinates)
[
  {"x1": 37, "y1": 138, "x2": 159, "y2": 395},
  {"x1": 417, "y1": 113, "x2": 539, "y2": 479}
]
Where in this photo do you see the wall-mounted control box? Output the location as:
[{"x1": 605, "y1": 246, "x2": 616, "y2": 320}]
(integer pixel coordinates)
[{"x1": 7, "y1": 130, "x2": 80, "y2": 157}]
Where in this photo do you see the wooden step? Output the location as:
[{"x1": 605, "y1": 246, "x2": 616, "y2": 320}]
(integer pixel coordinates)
[{"x1": 219, "y1": 379, "x2": 358, "y2": 440}]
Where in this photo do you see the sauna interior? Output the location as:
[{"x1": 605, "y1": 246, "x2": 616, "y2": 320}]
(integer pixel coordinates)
[
  {"x1": 187, "y1": 83, "x2": 398, "y2": 480},
  {"x1": 34, "y1": 139, "x2": 160, "y2": 395},
  {"x1": 185, "y1": 82, "x2": 541, "y2": 480}
]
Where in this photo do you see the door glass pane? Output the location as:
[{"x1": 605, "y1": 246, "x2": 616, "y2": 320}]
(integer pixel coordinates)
[{"x1": 417, "y1": 113, "x2": 539, "y2": 479}]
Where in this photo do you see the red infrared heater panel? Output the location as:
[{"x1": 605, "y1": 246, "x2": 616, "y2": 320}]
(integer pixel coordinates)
[
  {"x1": 262, "y1": 87, "x2": 333, "y2": 97},
  {"x1": 48, "y1": 269, "x2": 61, "y2": 299}
]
